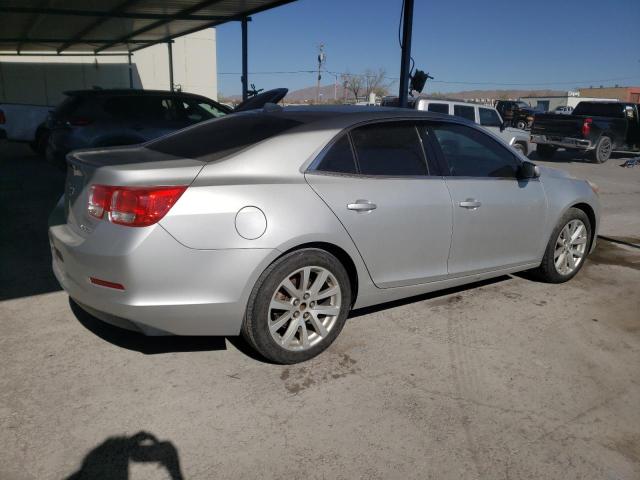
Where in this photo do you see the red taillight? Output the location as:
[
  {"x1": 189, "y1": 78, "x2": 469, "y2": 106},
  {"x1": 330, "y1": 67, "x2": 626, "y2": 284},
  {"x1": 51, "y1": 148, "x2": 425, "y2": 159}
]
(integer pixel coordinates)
[
  {"x1": 581, "y1": 117, "x2": 592, "y2": 138},
  {"x1": 0, "y1": 109, "x2": 5, "y2": 124},
  {"x1": 88, "y1": 185, "x2": 187, "y2": 227},
  {"x1": 68, "y1": 116, "x2": 93, "y2": 126}
]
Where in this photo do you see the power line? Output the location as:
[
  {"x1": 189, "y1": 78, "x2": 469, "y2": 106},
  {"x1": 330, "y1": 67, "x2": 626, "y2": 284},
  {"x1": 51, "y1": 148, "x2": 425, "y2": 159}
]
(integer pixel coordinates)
[{"x1": 218, "y1": 70, "x2": 640, "y2": 87}]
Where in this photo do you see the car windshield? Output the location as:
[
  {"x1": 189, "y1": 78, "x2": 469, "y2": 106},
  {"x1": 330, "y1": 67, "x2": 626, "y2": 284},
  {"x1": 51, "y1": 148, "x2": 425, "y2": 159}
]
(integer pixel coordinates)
[{"x1": 516, "y1": 102, "x2": 529, "y2": 108}]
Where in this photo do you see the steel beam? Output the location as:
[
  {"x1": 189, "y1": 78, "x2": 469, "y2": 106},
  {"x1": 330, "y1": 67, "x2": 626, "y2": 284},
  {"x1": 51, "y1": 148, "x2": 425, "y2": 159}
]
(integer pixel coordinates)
[
  {"x1": 0, "y1": 6, "x2": 227, "y2": 21},
  {"x1": 398, "y1": 0, "x2": 414, "y2": 108},
  {"x1": 94, "y1": 0, "x2": 226, "y2": 54},
  {"x1": 167, "y1": 42, "x2": 175, "y2": 91},
  {"x1": 241, "y1": 17, "x2": 249, "y2": 101}
]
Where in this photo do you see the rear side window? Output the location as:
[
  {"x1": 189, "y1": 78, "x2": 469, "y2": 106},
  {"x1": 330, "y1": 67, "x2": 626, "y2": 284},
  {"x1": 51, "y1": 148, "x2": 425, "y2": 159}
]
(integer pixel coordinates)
[
  {"x1": 429, "y1": 123, "x2": 519, "y2": 178},
  {"x1": 147, "y1": 113, "x2": 302, "y2": 160},
  {"x1": 453, "y1": 105, "x2": 475, "y2": 122},
  {"x1": 428, "y1": 103, "x2": 449, "y2": 114},
  {"x1": 315, "y1": 135, "x2": 357, "y2": 174},
  {"x1": 479, "y1": 108, "x2": 502, "y2": 127},
  {"x1": 350, "y1": 123, "x2": 427, "y2": 176},
  {"x1": 573, "y1": 102, "x2": 626, "y2": 117}
]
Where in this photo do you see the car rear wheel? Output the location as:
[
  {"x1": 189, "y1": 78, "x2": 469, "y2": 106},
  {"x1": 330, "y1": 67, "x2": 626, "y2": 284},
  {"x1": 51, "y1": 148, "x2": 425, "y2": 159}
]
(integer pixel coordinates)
[
  {"x1": 536, "y1": 144, "x2": 557, "y2": 160},
  {"x1": 242, "y1": 249, "x2": 352, "y2": 364},
  {"x1": 530, "y1": 207, "x2": 592, "y2": 283},
  {"x1": 591, "y1": 136, "x2": 612, "y2": 163}
]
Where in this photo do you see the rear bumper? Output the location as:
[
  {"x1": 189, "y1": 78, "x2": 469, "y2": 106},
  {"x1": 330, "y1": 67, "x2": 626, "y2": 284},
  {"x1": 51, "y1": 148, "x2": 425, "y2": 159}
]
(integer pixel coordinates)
[
  {"x1": 530, "y1": 134, "x2": 592, "y2": 150},
  {"x1": 49, "y1": 221, "x2": 278, "y2": 336}
]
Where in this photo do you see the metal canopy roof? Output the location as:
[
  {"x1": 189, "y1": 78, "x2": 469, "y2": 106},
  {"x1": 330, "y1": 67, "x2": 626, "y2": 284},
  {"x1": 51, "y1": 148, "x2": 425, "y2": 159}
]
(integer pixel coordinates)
[{"x1": 0, "y1": 0, "x2": 297, "y2": 54}]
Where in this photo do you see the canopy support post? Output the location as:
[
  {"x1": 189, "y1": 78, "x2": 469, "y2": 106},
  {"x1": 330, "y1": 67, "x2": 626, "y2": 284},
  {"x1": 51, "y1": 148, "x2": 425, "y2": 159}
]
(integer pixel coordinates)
[
  {"x1": 241, "y1": 16, "x2": 249, "y2": 101},
  {"x1": 398, "y1": 0, "x2": 414, "y2": 108},
  {"x1": 167, "y1": 40, "x2": 174, "y2": 91},
  {"x1": 128, "y1": 52, "x2": 133, "y2": 88}
]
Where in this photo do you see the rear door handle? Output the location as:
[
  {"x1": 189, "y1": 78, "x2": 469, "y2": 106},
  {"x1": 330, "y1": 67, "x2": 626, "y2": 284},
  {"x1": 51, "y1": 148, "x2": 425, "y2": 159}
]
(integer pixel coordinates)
[
  {"x1": 347, "y1": 200, "x2": 377, "y2": 212},
  {"x1": 459, "y1": 199, "x2": 481, "y2": 209}
]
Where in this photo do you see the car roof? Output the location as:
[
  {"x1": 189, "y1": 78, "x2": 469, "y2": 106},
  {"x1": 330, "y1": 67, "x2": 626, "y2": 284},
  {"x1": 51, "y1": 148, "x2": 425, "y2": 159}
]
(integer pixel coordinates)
[
  {"x1": 63, "y1": 89, "x2": 215, "y2": 102},
  {"x1": 235, "y1": 105, "x2": 470, "y2": 131}
]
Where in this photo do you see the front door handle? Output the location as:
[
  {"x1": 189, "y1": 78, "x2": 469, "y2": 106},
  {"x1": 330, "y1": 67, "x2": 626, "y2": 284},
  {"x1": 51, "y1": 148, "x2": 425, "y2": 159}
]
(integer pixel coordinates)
[
  {"x1": 459, "y1": 199, "x2": 481, "y2": 209},
  {"x1": 347, "y1": 200, "x2": 377, "y2": 212}
]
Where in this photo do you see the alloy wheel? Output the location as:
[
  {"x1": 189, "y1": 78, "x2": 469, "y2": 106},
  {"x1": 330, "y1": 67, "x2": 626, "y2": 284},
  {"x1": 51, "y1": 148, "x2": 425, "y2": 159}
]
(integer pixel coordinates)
[
  {"x1": 268, "y1": 266, "x2": 342, "y2": 351},
  {"x1": 553, "y1": 219, "x2": 588, "y2": 275}
]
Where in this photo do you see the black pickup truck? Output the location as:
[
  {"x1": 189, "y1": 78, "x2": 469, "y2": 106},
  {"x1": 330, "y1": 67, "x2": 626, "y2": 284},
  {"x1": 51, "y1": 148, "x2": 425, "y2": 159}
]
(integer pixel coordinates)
[{"x1": 530, "y1": 101, "x2": 640, "y2": 163}]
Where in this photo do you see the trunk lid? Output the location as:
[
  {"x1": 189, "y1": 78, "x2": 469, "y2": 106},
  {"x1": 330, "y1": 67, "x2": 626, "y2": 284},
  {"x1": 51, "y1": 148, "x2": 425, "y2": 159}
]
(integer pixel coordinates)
[{"x1": 64, "y1": 146, "x2": 204, "y2": 237}]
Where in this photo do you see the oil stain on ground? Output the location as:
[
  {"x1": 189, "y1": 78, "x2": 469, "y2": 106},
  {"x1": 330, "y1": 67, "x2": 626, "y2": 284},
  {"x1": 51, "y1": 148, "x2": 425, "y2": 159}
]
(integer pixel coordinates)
[{"x1": 280, "y1": 353, "x2": 359, "y2": 394}]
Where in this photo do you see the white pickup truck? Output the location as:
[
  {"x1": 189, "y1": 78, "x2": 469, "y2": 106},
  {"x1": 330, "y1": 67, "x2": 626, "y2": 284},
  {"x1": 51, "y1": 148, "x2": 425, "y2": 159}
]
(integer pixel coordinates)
[{"x1": 0, "y1": 103, "x2": 51, "y2": 153}]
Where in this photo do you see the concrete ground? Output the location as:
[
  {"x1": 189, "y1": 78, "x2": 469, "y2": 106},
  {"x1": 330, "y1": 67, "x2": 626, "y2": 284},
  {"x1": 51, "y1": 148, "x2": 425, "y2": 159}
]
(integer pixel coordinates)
[{"x1": 1, "y1": 141, "x2": 639, "y2": 480}]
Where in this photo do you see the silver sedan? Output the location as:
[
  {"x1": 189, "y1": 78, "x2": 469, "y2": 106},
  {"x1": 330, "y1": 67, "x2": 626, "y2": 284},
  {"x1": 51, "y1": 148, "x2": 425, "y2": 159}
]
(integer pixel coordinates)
[{"x1": 49, "y1": 107, "x2": 600, "y2": 363}]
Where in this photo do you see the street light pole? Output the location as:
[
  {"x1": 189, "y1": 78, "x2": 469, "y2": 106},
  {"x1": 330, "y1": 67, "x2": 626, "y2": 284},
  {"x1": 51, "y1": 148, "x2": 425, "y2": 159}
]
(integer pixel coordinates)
[{"x1": 398, "y1": 0, "x2": 414, "y2": 108}]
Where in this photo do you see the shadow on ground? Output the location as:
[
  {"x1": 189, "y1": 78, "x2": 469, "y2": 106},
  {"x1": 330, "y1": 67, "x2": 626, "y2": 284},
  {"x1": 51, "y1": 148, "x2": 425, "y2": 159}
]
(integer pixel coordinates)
[
  {"x1": 0, "y1": 141, "x2": 65, "y2": 300},
  {"x1": 66, "y1": 431, "x2": 184, "y2": 480}
]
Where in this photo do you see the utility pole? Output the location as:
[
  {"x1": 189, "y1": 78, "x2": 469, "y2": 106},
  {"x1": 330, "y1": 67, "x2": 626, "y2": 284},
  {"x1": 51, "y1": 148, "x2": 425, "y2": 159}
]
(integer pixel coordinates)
[
  {"x1": 316, "y1": 44, "x2": 325, "y2": 104},
  {"x1": 398, "y1": 0, "x2": 414, "y2": 108}
]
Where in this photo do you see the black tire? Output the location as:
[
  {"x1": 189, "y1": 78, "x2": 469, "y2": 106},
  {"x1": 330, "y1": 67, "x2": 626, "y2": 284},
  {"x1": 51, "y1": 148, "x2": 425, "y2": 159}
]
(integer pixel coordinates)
[
  {"x1": 30, "y1": 127, "x2": 48, "y2": 157},
  {"x1": 590, "y1": 135, "x2": 612, "y2": 163},
  {"x1": 536, "y1": 144, "x2": 557, "y2": 160},
  {"x1": 242, "y1": 248, "x2": 352, "y2": 364},
  {"x1": 516, "y1": 119, "x2": 527, "y2": 130},
  {"x1": 530, "y1": 207, "x2": 592, "y2": 283},
  {"x1": 513, "y1": 142, "x2": 527, "y2": 156}
]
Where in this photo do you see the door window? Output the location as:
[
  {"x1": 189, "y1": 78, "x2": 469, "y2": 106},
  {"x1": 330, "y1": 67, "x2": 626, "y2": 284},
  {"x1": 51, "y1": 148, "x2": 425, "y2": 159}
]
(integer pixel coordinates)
[
  {"x1": 453, "y1": 105, "x2": 476, "y2": 122},
  {"x1": 315, "y1": 135, "x2": 357, "y2": 174},
  {"x1": 428, "y1": 103, "x2": 449, "y2": 114},
  {"x1": 429, "y1": 123, "x2": 520, "y2": 178},
  {"x1": 478, "y1": 108, "x2": 502, "y2": 127},
  {"x1": 350, "y1": 123, "x2": 428, "y2": 176}
]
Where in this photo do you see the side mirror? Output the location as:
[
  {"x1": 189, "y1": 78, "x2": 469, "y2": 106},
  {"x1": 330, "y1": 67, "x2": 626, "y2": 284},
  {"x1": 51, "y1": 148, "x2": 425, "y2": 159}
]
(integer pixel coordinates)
[{"x1": 518, "y1": 161, "x2": 540, "y2": 179}]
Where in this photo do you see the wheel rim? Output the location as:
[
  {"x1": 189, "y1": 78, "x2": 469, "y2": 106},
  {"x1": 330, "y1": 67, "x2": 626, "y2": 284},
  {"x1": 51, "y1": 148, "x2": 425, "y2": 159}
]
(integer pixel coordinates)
[
  {"x1": 599, "y1": 138, "x2": 612, "y2": 160},
  {"x1": 553, "y1": 219, "x2": 588, "y2": 275},
  {"x1": 517, "y1": 121, "x2": 526, "y2": 129},
  {"x1": 268, "y1": 266, "x2": 342, "y2": 351}
]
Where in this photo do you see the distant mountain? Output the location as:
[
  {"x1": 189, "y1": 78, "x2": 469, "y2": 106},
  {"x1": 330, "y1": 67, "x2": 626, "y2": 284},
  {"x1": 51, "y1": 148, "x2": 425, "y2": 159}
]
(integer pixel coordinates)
[{"x1": 220, "y1": 85, "x2": 567, "y2": 105}]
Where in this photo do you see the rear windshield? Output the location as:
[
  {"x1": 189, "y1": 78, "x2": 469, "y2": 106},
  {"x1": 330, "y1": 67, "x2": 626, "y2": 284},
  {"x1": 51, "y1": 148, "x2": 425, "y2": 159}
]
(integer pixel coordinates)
[
  {"x1": 54, "y1": 95, "x2": 82, "y2": 116},
  {"x1": 147, "y1": 113, "x2": 303, "y2": 160},
  {"x1": 573, "y1": 102, "x2": 626, "y2": 117}
]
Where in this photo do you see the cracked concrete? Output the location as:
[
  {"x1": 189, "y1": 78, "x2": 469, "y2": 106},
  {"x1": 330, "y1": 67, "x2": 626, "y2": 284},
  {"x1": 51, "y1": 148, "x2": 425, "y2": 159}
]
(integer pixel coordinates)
[{"x1": 1, "y1": 142, "x2": 639, "y2": 479}]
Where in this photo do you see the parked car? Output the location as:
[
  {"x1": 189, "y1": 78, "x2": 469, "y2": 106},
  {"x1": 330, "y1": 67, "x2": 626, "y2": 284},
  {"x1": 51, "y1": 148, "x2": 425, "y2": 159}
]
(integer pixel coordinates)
[
  {"x1": 409, "y1": 98, "x2": 532, "y2": 155},
  {"x1": 554, "y1": 106, "x2": 573, "y2": 115},
  {"x1": 49, "y1": 106, "x2": 600, "y2": 363},
  {"x1": 45, "y1": 88, "x2": 287, "y2": 165},
  {"x1": 531, "y1": 101, "x2": 640, "y2": 163},
  {"x1": 0, "y1": 103, "x2": 50, "y2": 153},
  {"x1": 495, "y1": 100, "x2": 536, "y2": 130}
]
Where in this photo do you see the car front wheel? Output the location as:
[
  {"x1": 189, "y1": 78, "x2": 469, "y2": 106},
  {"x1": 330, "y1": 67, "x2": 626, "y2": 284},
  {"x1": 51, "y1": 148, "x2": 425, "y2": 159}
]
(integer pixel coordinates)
[
  {"x1": 242, "y1": 249, "x2": 352, "y2": 364},
  {"x1": 531, "y1": 207, "x2": 592, "y2": 283}
]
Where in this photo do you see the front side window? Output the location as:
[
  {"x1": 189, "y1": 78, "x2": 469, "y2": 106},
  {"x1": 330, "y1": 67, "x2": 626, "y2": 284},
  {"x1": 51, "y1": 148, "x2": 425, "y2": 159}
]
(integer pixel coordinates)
[
  {"x1": 479, "y1": 108, "x2": 502, "y2": 127},
  {"x1": 453, "y1": 105, "x2": 475, "y2": 122},
  {"x1": 350, "y1": 122, "x2": 428, "y2": 176},
  {"x1": 429, "y1": 123, "x2": 519, "y2": 178},
  {"x1": 315, "y1": 135, "x2": 357, "y2": 174},
  {"x1": 428, "y1": 103, "x2": 449, "y2": 114}
]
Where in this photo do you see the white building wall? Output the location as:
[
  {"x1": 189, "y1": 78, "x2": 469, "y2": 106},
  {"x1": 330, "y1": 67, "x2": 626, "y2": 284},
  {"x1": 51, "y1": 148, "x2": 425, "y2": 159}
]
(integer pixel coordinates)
[{"x1": 0, "y1": 29, "x2": 217, "y2": 106}]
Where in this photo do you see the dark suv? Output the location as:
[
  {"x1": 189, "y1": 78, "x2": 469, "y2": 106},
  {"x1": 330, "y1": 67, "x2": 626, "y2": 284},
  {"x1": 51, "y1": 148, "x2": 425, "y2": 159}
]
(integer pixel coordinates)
[
  {"x1": 45, "y1": 89, "x2": 232, "y2": 164},
  {"x1": 495, "y1": 100, "x2": 536, "y2": 130}
]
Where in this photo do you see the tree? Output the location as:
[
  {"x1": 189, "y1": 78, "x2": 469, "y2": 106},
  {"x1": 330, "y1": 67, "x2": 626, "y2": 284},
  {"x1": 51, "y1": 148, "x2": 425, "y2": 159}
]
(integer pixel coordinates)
[
  {"x1": 363, "y1": 68, "x2": 391, "y2": 98},
  {"x1": 341, "y1": 72, "x2": 363, "y2": 101}
]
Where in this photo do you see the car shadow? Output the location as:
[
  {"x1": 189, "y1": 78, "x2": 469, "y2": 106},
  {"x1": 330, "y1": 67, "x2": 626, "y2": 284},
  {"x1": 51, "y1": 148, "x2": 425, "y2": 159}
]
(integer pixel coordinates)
[
  {"x1": 529, "y1": 149, "x2": 634, "y2": 164},
  {"x1": 65, "y1": 431, "x2": 184, "y2": 480}
]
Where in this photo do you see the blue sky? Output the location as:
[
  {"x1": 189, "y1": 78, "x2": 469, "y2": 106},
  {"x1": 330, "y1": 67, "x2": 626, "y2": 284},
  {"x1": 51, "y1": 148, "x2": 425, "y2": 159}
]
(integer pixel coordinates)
[{"x1": 216, "y1": 0, "x2": 640, "y2": 96}]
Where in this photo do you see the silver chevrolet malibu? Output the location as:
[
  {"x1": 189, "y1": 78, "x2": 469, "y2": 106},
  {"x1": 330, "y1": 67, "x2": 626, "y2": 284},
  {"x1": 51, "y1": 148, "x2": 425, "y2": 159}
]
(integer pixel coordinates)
[{"x1": 49, "y1": 106, "x2": 600, "y2": 363}]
